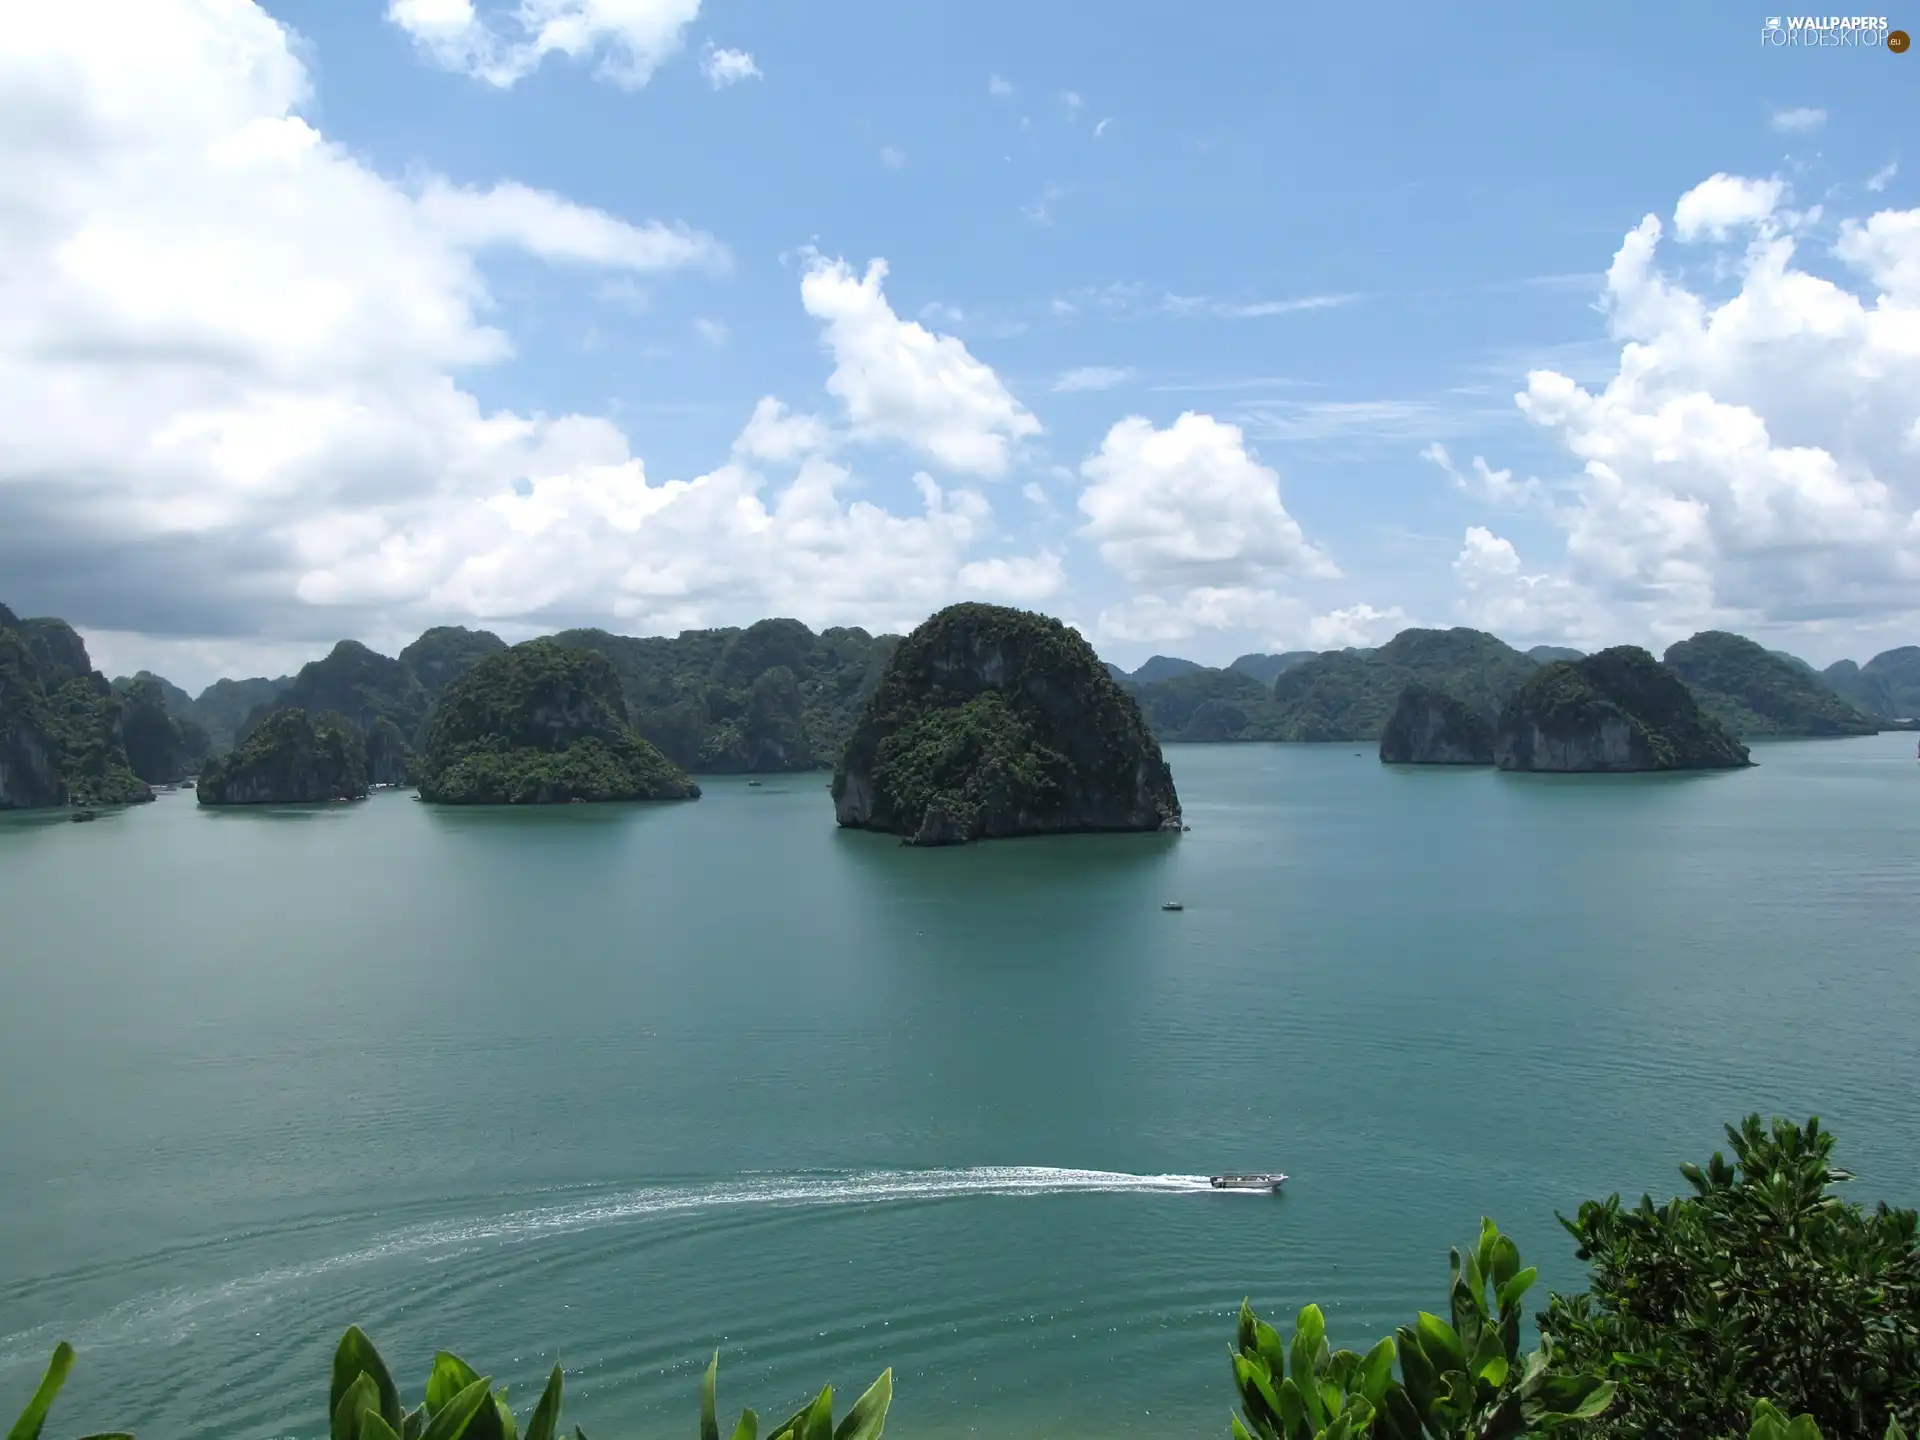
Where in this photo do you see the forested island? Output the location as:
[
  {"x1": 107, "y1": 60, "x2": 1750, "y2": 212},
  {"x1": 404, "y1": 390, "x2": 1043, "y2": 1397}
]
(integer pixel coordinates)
[
  {"x1": 833, "y1": 603, "x2": 1180, "y2": 845},
  {"x1": 4, "y1": 593, "x2": 1914, "y2": 810}
]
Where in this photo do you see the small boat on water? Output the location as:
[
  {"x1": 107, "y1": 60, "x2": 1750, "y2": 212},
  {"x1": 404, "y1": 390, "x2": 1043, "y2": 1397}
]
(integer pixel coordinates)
[
  {"x1": 70, "y1": 810, "x2": 98, "y2": 823},
  {"x1": 1162, "y1": 901, "x2": 1183, "y2": 912},
  {"x1": 1210, "y1": 1174, "x2": 1287, "y2": 1192},
  {"x1": 747, "y1": 780, "x2": 762, "y2": 787}
]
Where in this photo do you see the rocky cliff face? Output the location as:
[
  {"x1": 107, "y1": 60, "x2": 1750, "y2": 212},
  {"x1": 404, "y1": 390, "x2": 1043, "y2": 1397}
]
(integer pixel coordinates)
[
  {"x1": 364, "y1": 717, "x2": 414, "y2": 786},
  {"x1": 415, "y1": 640, "x2": 699, "y2": 804},
  {"x1": 1494, "y1": 648, "x2": 1752, "y2": 773},
  {"x1": 196, "y1": 708, "x2": 370, "y2": 804},
  {"x1": 1378, "y1": 685, "x2": 1494, "y2": 764},
  {"x1": 832, "y1": 603, "x2": 1180, "y2": 845},
  {"x1": 1, "y1": 604, "x2": 153, "y2": 808}
]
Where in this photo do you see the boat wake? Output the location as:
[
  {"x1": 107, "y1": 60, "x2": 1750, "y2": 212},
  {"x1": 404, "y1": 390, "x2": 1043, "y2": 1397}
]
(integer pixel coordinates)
[{"x1": 0, "y1": 1168, "x2": 1217, "y2": 1361}]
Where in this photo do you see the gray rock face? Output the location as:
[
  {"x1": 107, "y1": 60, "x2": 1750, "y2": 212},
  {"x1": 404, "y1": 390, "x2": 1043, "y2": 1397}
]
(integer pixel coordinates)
[
  {"x1": 1378, "y1": 685, "x2": 1493, "y2": 765},
  {"x1": 1493, "y1": 648, "x2": 1752, "y2": 773}
]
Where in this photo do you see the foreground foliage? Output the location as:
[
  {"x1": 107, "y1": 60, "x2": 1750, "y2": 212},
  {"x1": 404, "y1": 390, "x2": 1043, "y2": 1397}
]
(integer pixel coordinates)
[
  {"x1": 1230, "y1": 1220, "x2": 1613, "y2": 1440},
  {"x1": 6, "y1": 1328, "x2": 889, "y2": 1440},
  {"x1": 1541, "y1": 1116, "x2": 1920, "y2": 1440}
]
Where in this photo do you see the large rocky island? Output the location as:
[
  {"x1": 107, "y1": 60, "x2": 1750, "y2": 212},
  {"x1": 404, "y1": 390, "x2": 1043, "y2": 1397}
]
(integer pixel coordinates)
[
  {"x1": 1494, "y1": 647, "x2": 1753, "y2": 773},
  {"x1": 1378, "y1": 684, "x2": 1495, "y2": 764},
  {"x1": 196, "y1": 709, "x2": 371, "y2": 804},
  {"x1": 415, "y1": 640, "x2": 700, "y2": 804},
  {"x1": 1, "y1": 603, "x2": 153, "y2": 809},
  {"x1": 832, "y1": 603, "x2": 1180, "y2": 845}
]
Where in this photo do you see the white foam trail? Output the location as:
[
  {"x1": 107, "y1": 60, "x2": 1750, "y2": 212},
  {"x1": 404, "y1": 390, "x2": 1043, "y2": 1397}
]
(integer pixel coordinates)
[{"x1": 0, "y1": 1168, "x2": 1214, "y2": 1359}]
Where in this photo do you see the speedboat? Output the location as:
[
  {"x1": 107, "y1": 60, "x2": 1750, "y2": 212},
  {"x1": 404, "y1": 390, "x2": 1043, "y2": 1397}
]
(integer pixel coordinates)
[
  {"x1": 1210, "y1": 1173, "x2": 1287, "y2": 1192},
  {"x1": 1162, "y1": 901, "x2": 1184, "y2": 912}
]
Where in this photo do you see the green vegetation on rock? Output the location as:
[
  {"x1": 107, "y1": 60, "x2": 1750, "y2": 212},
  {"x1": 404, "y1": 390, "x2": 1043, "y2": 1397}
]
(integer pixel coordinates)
[
  {"x1": 190, "y1": 675, "x2": 290, "y2": 751},
  {"x1": 398, "y1": 625, "x2": 508, "y2": 697},
  {"x1": 364, "y1": 716, "x2": 414, "y2": 787},
  {"x1": 552, "y1": 619, "x2": 897, "y2": 773},
  {"x1": 1267, "y1": 629, "x2": 1539, "y2": 743},
  {"x1": 833, "y1": 603, "x2": 1179, "y2": 844},
  {"x1": 1527, "y1": 645, "x2": 1584, "y2": 664},
  {"x1": 1822, "y1": 647, "x2": 1920, "y2": 722},
  {"x1": 196, "y1": 708, "x2": 370, "y2": 805},
  {"x1": 0, "y1": 604, "x2": 151, "y2": 808},
  {"x1": 1228, "y1": 651, "x2": 1317, "y2": 686},
  {"x1": 1128, "y1": 668, "x2": 1280, "y2": 742},
  {"x1": 1495, "y1": 647, "x2": 1752, "y2": 772},
  {"x1": 117, "y1": 674, "x2": 212, "y2": 783},
  {"x1": 1129, "y1": 654, "x2": 1209, "y2": 683},
  {"x1": 416, "y1": 640, "x2": 700, "y2": 804},
  {"x1": 1377, "y1": 684, "x2": 1495, "y2": 764},
  {"x1": 241, "y1": 641, "x2": 429, "y2": 745},
  {"x1": 1664, "y1": 631, "x2": 1877, "y2": 738}
]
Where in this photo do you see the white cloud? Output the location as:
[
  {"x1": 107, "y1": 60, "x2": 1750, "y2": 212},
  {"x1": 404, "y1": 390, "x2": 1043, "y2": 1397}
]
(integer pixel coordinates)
[
  {"x1": 416, "y1": 180, "x2": 724, "y2": 271},
  {"x1": 799, "y1": 255, "x2": 1041, "y2": 476},
  {"x1": 1770, "y1": 106, "x2": 1827, "y2": 134},
  {"x1": 1061, "y1": 90, "x2": 1083, "y2": 117},
  {"x1": 988, "y1": 74, "x2": 1013, "y2": 99},
  {"x1": 879, "y1": 145, "x2": 906, "y2": 170},
  {"x1": 1306, "y1": 603, "x2": 1407, "y2": 650},
  {"x1": 956, "y1": 551, "x2": 1066, "y2": 602},
  {"x1": 1053, "y1": 365, "x2": 1135, "y2": 393},
  {"x1": 700, "y1": 44, "x2": 759, "y2": 87},
  {"x1": 693, "y1": 317, "x2": 728, "y2": 347},
  {"x1": 1093, "y1": 118, "x2": 1111, "y2": 139},
  {"x1": 1160, "y1": 292, "x2": 1358, "y2": 319},
  {"x1": 1077, "y1": 412, "x2": 1337, "y2": 641},
  {"x1": 387, "y1": 0, "x2": 702, "y2": 88},
  {"x1": 1868, "y1": 162, "x2": 1898, "y2": 193},
  {"x1": 1449, "y1": 528, "x2": 1593, "y2": 645},
  {"x1": 0, "y1": 0, "x2": 1061, "y2": 667},
  {"x1": 1420, "y1": 442, "x2": 1543, "y2": 507},
  {"x1": 1487, "y1": 177, "x2": 1920, "y2": 646},
  {"x1": 1672, "y1": 173, "x2": 1788, "y2": 242},
  {"x1": 732, "y1": 398, "x2": 831, "y2": 464}
]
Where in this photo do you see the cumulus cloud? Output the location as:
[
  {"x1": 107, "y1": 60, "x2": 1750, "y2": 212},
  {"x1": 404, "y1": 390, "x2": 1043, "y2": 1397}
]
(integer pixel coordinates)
[
  {"x1": 1770, "y1": 106, "x2": 1826, "y2": 134},
  {"x1": 1420, "y1": 442, "x2": 1543, "y2": 507},
  {"x1": 1078, "y1": 412, "x2": 1336, "y2": 642},
  {"x1": 1306, "y1": 603, "x2": 1407, "y2": 650},
  {"x1": 1474, "y1": 175, "x2": 1920, "y2": 650},
  {"x1": 988, "y1": 74, "x2": 1013, "y2": 99},
  {"x1": 416, "y1": 180, "x2": 724, "y2": 271},
  {"x1": 1672, "y1": 173, "x2": 1788, "y2": 242},
  {"x1": 799, "y1": 256, "x2": 1041, "y2": 476},
  {"x1": 1450, "y1": 528, "x2": 1593, "y2": 645},
  {"x1": 700, "y1": 44, "x2": 759, "y2": 87},
  {"x1": 0, "y1": 0, "x2": 1061, "y2": 681},
  {"x1": 387, "y1": 0, "x2": 702, "y2": 88}
]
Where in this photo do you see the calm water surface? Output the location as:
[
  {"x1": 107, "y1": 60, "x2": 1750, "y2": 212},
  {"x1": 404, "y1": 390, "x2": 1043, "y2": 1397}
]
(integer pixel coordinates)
[{"x1": 2, "y1": 738, "x2": 1917, "y2": 1437}]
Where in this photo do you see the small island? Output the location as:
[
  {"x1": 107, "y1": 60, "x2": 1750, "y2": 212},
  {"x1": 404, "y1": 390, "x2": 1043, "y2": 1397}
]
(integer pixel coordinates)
[
  {"x1": 1378, "y1": 684, "x2": 1495, "y2": 765},
  {"x1": 414, "y1": 640, "x2": 700, "y2": 804},
  {"x1": 832, "y1": 603, "x2": 1180, "y2": 845},
  {"x1": 196, "y1": 708, "x2": 370, "y2": 804},
  {"x1": 1494, "y1": 647, "x2": 1753, "y2": 772}
]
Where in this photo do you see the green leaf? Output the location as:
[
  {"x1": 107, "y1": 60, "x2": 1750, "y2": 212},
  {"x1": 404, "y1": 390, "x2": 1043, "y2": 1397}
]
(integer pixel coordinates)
[
  {"x1": 361, "y1": 1417, "x2": 403, "y2": 1440},
  {"x1": 1886, "y1": 1420, "x2": 1909, "y2": 1440},
  {"x1": 701, "y1": 1353, "x2": 720, "y2": 1440},
  {"x1": 403, "y1": 1406, "x2": 426, "y2": 1440},
  {"x1": 1356, "y1": 1338, "x2": 1395, "y2": 1408},
  {"x1": 1251, "y1": 1318, "x2": 1286, "y2": 1380},
  {"x1": 797, "y1": 1387, "x2": 833, "y2": 1440},
  {"x1": 831, "y1": 1370, "x2": 891, "y2": 1440},
  {"x1": 1494, "y1": 1267, "x2": 1537, "y2": 1315},
  {"x1": 1394, "y1": 1327, "x2": 1440, "y2": 1420},
  {"x1": 334, "y1": 1373, "x2": 382, "y2": 1440},
  {"x1": 729, "y1": 1410, "x2": 758, "y2": 1440},
  {"x1": 1229, "y1": 1415, "x2": 1254, "y2": 1440},
  {"x1": 492, "y1": 1393, "x2": 518, "y2": 1440},
  {"x1": 1488, "y1": 1231, "x2": 1521, "y2": 1292},
  {"x1": 425, "y1": 1356, "x2": 485, "y2": 1420},
  {"x1": 333, "y1": 1328, "x2": 403, "y2": 1432},
  {"x1": 1288, "y1": 1307, "x2": 1327, "y2": 1423},
  {"x1": 1413, "y1": 1313, "x2": 1467, "y2": 1376},
  {"x1": 420, "y1": 1378, "x2": 494, "y2": 1440},
  {"x1": 7, "y1": 1344, "x2": 75, "y2": 1440},
  {"x1": 524, "y1": 1368, "x2": 563, "y2": 1440}
]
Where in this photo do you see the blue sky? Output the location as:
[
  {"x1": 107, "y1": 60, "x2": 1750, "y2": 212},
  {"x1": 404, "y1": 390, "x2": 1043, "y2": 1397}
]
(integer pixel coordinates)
[{"x1": 5, "y1": 1, "x2": 1918, "y2": 687}]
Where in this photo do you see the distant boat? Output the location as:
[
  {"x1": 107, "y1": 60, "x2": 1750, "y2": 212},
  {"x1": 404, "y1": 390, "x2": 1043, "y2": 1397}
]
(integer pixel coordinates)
[
  {"x1": 1162, "y1": 901, "x2": 1183, "y2": 912},
  {"x1": 1210, "y1": 1174, "x2": 1287, "y2": 1192},
  {"x1": 70, "y1": 810, "x2": 97, "y2": 823},
  {"x1": 747, "y1": 780, "x2": 762, "y2": 787}
]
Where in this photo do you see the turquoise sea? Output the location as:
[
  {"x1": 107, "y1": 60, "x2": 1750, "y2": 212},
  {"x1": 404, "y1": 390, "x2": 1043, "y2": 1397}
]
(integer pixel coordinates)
[{"x1": 2, "y1": 736, "x2": 1917, "y2": 1437}]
